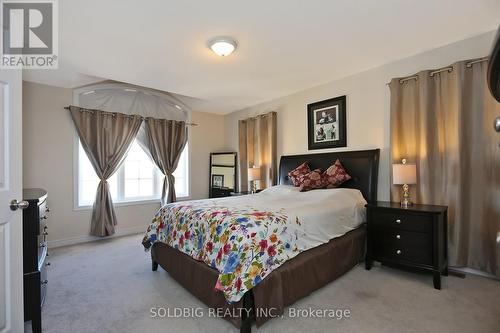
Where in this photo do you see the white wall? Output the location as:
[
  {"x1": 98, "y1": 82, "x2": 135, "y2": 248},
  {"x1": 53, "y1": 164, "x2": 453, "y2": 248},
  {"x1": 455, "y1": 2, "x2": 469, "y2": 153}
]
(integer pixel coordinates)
[
  {"x1": 22, "y1": 81, "x2": 227, "y2": 247},
  {"x1": 224, "y1": 31, "x2": 497, "y2": 201}
]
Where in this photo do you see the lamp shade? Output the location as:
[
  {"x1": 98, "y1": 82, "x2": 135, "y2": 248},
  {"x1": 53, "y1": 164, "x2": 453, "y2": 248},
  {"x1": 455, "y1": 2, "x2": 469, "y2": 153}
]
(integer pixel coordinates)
[
  {"x1": 248, "y1": 167, "x2": 261, "y2": 181},
  {"x1": 393, "y1": 163, "x2": 417, "y2": 185}
]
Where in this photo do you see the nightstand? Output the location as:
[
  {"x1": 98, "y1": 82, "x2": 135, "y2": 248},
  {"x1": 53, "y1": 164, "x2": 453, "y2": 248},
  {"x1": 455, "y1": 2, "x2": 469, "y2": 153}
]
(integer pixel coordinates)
[{"x1": 365, "y1": 201, "x2": 448, "y2": 289}]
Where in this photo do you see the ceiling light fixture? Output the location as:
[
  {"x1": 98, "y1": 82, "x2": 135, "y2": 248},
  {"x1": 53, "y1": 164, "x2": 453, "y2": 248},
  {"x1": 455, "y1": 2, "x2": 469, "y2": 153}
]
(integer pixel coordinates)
[{"x1": 208, "y1": 37, "x2": 237, "y2": 57}]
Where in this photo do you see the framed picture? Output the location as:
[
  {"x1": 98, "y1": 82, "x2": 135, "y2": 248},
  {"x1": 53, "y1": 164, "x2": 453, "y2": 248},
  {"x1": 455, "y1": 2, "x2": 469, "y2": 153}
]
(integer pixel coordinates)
[
  {"x1": 307, "y1": 95, "x2": 346, "y2": 150},
  {"x1": 212, "y1": 174, "x2": 224, "y2": 188}
]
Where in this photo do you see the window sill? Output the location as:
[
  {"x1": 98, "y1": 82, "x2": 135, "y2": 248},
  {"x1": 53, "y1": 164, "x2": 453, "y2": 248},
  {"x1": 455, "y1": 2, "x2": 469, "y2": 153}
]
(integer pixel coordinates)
[{"x1": 74, "y1": 195, "x2": 191, "y2": 211}]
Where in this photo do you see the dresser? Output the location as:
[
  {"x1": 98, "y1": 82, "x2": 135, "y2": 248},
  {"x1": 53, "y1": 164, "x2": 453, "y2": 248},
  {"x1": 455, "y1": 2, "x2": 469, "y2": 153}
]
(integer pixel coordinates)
[
  {"x1": 23, "y1": 188, "x2": 50, "y2": 333},
  {"x1": 365, "y1": 201, "x2": 448, "y2": 289}
]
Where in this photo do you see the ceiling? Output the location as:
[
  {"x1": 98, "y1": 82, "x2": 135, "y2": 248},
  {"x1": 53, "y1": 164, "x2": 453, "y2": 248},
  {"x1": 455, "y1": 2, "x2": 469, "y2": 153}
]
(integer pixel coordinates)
[{"x1": 23, "y1": 0, "x2": 500, "y2": 114}]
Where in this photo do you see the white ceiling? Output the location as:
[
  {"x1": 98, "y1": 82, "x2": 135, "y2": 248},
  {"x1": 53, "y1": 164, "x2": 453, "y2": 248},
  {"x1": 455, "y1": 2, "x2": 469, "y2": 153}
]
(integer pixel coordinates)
[{"x1": 23, "y1": 0, "x2": 500, "y2": 114}]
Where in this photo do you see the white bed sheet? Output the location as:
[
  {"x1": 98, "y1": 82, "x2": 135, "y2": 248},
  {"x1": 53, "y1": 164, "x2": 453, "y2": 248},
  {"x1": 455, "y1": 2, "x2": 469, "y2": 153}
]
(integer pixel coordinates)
[{"x1": 202, "y1": 185, "x2": 367, "y2": 250}]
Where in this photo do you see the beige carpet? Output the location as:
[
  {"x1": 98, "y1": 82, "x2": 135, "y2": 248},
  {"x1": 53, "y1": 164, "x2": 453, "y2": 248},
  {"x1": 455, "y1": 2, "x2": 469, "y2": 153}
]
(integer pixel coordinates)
[{"x1": 25, "y1": 234, "x2": 500, "y2": 333}]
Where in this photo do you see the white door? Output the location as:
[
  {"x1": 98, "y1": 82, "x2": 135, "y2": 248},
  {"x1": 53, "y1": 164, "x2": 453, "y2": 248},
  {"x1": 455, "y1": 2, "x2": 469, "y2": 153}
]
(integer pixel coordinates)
[{"x1": 0, "y1": 68, "x2": 24, "y2": 333}]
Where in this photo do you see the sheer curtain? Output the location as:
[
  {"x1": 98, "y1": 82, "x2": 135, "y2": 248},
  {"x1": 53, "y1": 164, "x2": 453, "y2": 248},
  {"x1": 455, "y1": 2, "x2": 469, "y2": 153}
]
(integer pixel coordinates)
[
  {"x1": 390, "y1": 58, "x2": 500, "y2": 277},
  {"x1": 238, "y1": 112, "x2": 277, "y2": 192}
]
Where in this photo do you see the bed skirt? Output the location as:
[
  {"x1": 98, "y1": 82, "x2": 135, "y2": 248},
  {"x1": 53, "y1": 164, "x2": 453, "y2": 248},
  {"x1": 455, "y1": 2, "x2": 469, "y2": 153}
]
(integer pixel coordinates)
[{"x1": 151, "y1": 225, "x2": 366, "y2": 328}]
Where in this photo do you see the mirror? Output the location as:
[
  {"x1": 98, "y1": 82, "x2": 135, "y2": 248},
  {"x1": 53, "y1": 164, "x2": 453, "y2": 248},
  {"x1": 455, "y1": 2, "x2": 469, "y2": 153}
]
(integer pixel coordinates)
[{"x1": 209, "y1": 152, "x2": 237, "y2": 198}]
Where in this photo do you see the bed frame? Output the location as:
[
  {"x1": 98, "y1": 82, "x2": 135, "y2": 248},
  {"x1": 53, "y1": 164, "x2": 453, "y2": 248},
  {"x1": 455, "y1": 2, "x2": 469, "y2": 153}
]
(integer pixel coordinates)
[{"x1": 151, "y1": 149, "x2": 380, "y2": 332}]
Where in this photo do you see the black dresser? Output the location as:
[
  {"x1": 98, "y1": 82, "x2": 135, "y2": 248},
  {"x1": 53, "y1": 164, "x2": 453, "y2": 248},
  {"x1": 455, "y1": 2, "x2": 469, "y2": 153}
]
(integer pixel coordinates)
[
  {"x1": 365, "y1": 201, "x2": 448, "y2": 289},
  {"x1": 23, "y1": 188, "x2": 50, "y2": 333}
]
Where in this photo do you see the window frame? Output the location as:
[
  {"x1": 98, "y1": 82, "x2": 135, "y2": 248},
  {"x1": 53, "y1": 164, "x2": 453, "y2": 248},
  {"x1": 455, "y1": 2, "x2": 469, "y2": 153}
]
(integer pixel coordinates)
[{"x1": 72, "y1": 84, "x2": 191, "y2": 211}]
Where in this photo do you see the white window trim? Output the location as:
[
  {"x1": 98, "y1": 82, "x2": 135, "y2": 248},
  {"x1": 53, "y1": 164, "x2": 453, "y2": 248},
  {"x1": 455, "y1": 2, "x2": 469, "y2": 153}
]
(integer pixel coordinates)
[{"x1": 72, "y1": 85, "x2": 192, "y2": 211}]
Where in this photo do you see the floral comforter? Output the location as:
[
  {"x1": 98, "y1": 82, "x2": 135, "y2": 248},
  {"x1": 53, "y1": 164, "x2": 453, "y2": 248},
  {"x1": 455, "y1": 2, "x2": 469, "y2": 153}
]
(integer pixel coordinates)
[{"x1": 142, "y1": 198, "x2": 303, "y2": 303}]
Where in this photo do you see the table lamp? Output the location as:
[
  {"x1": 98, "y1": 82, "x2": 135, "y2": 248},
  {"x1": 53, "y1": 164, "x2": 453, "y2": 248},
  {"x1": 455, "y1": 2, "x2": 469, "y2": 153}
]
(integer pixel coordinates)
[
  {"x1": 393, "y1": 159, "x2": 417, "y2": 207},
  {"x1": 248, "y1": 166, "x2": 261, "y2": 194}
]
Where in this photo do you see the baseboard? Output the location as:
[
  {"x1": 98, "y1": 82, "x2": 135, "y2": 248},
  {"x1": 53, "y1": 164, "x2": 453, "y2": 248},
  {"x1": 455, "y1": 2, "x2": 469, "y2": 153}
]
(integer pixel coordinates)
[
  {"x1": 48, "y1": 225, "x2": 145, "y2": 248},
  {"x1": 451, "y1": 266, "x2": 499, "y2": 281}
]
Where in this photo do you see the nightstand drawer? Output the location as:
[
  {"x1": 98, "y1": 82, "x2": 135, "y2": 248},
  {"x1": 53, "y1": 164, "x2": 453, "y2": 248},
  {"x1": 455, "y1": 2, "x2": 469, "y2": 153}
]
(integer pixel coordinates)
[
  {"x1": 372, "y1": 229, "x2": 433, "y2": 265},
  {"x1": 370, "y1": 210, "x2": 432, "y2": 233}
]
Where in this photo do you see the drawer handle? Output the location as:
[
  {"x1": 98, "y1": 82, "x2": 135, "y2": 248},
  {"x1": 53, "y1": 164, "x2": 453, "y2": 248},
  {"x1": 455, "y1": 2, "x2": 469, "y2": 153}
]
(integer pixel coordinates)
[
  {"x1": 45, "y1": 262, "x2": 51, "y2": 267},
  {"x1": 40, "y1": 216, "x2": 48, "y2": 220},
  {"x1": 396, "y1": 234, "x2": 401, "y2": 240},
  {"x1": 396, "y1": 250, "x2": 402, "y2": 255},
  {"x1": 395, "y1": 219, "x2": 402, "y2": 224},
  {"x1": 41, "y1": 280, "x2": 48, "y2": 285},
  {"x1": 46, "y1": 207, "x2": 50, "y2": 213}
]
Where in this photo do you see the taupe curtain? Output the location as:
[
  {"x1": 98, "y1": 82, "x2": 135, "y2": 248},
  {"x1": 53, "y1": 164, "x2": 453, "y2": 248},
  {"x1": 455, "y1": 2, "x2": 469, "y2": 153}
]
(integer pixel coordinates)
[
  {"x1": 145, "y1": 118, "x2": 188, "y2": 205},
  {"x1": 238, "y1": 112, "x2": 277, "y2": 191},
  {"x1": 69, "y1": 106, "x2": 142, "y2": 236},
  {"x1": 390, "y1": 58, "x2": 500, "y2": 277}
]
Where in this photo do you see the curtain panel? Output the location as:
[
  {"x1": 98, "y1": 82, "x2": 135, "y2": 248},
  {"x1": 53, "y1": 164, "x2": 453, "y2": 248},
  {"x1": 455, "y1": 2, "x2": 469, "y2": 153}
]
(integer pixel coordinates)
[
  {"x1": 69, "y1": 106, "x2": 142, "y2": 237},
  {"x1": 144, "y1": 118, "x2": 188, "y2": 205},
  {"x1": 238, "y1": 112, "x2": 277, "y2": 192},
  {"x1": 389, "y1": 58, "x2": 500, "y2": 277}
]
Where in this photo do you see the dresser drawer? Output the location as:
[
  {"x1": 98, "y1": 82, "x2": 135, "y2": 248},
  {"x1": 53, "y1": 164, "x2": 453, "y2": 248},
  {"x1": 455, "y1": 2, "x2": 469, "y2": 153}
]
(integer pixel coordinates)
[
  {"x1": 40, "y1": 262, "x2": 48, "y2": 307},
  {"x1": 372, "y1": 229, "x2": 433, "y2": 265},
  {"x1": 39, "y1": 200, "x2": 48, "y2": 233},
  {"x1": 38, "y1": 199, "x2": 47, "y2": 218},
  {"x1": 37, "y1": 225, "x2": 48, "y2": 251},
  {"x1": 370, "y1": 210, "x2": 432, "y2": 233}
]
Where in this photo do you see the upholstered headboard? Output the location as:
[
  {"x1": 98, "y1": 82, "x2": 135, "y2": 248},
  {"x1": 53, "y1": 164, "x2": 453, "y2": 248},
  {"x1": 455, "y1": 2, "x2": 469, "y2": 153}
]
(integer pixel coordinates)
[{"x1": 278, "y1": 149, "x2": 380, "y2": 203}]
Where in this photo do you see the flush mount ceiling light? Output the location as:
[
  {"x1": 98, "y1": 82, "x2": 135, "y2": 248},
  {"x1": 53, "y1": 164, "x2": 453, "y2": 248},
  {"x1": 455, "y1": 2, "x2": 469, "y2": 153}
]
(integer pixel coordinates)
[{"x1": 208, "y1": 37, "x2": 237, "y2": 57}]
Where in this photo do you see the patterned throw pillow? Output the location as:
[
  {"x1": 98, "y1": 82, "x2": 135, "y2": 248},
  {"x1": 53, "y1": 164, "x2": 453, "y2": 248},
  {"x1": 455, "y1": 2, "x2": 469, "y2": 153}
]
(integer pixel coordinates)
[
  {"x1": 288, "y1": 162, "x2": 311, "y2": 186},
  {"x1": 298, "y1": 169, "x2": 325, "y2": 192},
  {"x1": 323, "y1": 159, "x2": 352, "y2": 188}
]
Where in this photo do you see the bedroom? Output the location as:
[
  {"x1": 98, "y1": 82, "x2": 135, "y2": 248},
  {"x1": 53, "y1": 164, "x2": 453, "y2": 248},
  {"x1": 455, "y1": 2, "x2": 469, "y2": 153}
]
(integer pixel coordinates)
[{"x1": 1, "y1": 1, "x2": 500, "y2": 332}]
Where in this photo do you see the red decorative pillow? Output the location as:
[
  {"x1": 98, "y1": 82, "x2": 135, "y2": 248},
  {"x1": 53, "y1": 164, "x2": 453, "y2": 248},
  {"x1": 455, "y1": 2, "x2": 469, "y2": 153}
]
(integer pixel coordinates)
[
  {"x1": 288, "y1": 162, "x2": 311, "y2": 186},
  {"x1": 298, "y1": 169, "x2": 325, "y2": 192},
  {"x1": 323, "y1": 159, "x2": 351, "y2": 188}
]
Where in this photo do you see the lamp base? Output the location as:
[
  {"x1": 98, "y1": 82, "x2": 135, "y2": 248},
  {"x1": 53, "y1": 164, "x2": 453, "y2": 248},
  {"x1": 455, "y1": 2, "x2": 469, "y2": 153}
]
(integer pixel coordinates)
[
  {"x1": 251, "y1": 180, "x2": 257, "y2": 194},
  {"x1": 400, "y1": 198, "x2": 413, "y2": 208},
  {"x1": 400, "y1": 183, "x2": 413, "y2": 208}
]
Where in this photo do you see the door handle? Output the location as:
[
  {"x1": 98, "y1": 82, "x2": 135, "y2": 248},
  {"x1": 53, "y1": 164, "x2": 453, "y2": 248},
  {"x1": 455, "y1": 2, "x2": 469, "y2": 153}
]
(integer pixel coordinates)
[
  {"x1": 10, "y1": 199, "x2": 29, "y2": 211},
  {"x1": 495, "y1": 117, "x2": 500, "y2": 132}
]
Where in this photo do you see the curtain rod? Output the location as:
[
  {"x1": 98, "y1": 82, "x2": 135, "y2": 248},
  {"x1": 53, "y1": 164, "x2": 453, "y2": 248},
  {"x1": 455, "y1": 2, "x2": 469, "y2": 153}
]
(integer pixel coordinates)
[
  {"x1": 64, "y1": 106, "x2": 198, "y2": 126},
  {"x1": 387, "y1": 57, "x2": 489, "y2": 85},
  {"x1": 239, "y1": 111, "x2": 276, "y2": 122}
]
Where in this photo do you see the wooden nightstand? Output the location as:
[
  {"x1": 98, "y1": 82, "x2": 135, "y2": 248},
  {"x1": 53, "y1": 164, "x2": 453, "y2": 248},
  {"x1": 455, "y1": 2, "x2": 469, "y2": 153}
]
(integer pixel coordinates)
[{"x1": 365, "y1": 201, "x2": 448, "y2": 289}]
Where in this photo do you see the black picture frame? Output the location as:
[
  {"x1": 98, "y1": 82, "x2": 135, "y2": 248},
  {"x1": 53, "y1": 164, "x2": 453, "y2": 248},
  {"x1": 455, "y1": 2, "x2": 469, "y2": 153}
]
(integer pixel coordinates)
[
  {"x1": 307, "y1": 95, "x2": 347, "y2": 150},
  {"x1": 211, "y1": 174, "x2": 224, "y2": 188}
]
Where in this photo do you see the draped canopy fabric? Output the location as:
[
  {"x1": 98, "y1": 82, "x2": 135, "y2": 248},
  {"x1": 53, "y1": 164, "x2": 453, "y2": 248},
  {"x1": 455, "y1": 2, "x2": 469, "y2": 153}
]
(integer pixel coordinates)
[
  {"x1": 390, "y1": 58, "x2": 500, "y2": 277},
  {"x1": 145, "y1": 118, "x2": 188, "y2": 205},
  {"x1": 76, "y1": 82, "x2": 191, "y2": 159},
  {"x1": 77, "y1": 83, "x2": 190, "y2": 121},
  {"x1": 238, "y1": 112, "x2": 277, "y2": 192},
  {"x1": 69, "y1": 106, "x2": 142, "y2": 236}
]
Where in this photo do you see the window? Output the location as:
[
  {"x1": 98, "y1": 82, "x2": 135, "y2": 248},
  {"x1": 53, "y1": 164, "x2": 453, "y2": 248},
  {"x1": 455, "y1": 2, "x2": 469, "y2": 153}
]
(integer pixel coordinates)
[{"x1": 77, "y1": 139, "x2": 189, "y2": 207}]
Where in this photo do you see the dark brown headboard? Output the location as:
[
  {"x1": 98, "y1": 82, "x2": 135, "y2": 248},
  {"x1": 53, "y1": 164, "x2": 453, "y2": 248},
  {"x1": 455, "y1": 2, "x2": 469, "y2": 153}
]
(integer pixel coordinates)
[{"x1": 278, "y1": 149, "x2": 380, "y2": 203}]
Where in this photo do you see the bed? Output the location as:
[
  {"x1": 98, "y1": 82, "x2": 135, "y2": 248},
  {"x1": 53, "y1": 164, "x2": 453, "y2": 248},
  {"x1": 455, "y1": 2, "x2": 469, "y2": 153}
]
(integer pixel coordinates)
[{"x1": 144, "y1": 149, "x2": 380, "y2": 332}]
